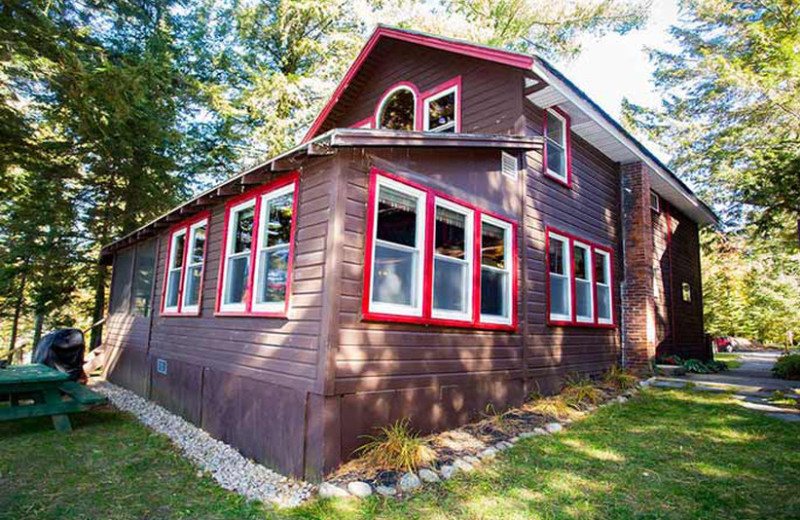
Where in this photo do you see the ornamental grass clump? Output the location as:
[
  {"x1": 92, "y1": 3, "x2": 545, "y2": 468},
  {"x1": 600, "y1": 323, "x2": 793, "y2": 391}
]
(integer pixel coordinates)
[
  {"x1": 354, "y1": 419, "x2": 435, "y2": 472},
  {"x1": 528, "y1": 396, "x2": 572, "y2": 419},
  {"x1": 603, "y1": 365, "x2": 638, "y2": 391},
  {"x1": 562, "y1": 375, "x2": 603, "y2": 410},
  {"x1": 772, "y1": 354, "x2": 800, "y2": 380}
]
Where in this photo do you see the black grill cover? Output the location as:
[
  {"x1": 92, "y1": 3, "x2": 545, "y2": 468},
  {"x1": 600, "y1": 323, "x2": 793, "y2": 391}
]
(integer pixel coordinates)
[{"x1": 32, "y1": 328, "x2": 85, "y2": 381}]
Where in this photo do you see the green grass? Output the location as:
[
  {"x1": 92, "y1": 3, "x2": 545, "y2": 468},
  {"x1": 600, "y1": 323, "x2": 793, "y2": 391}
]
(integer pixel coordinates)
[
  {"x1": 2, "y1": 390, "x2": 799, "y2": 520},
  {"x1": 714, "y1": 352, "x2": 743, "y2": 369}
]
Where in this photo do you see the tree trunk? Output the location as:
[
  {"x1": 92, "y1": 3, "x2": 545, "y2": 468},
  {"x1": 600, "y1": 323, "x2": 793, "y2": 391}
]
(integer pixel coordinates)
[
  {"x1": 6, "y1": 272, "x2": 27, "y2": 364},
  {"x1": 89, "y1": 262, "x2": 108, "y2": 350},
  {"x1": 31, "y1": 312, "x2": 45, "y2": 358}
]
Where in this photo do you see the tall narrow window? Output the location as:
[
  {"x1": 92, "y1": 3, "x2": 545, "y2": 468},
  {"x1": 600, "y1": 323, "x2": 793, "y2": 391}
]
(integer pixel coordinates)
[
  {"x1": 132, "y1": 240, "x2": 155, "y2": 317},
  {"x1": 164, "y1": 229, "x2": 186, "y2": 312},
  {"x1": 182, "y1": 221, "x2": 207, "y2": 312},
  {"x1": 574, "y1": 242, "x2": 594, "y2": 322},
  {"x1": 377, "y1": 86, "x2": 416, "y2": 131},
  {"x1": 480, "y1": 216, "x2": 513, "y2": 324},
  {"x1": 217, "y1": 173, "x2": 298, "y2": 316},
  {"x1": 544, "y1": 108, "x2": 570, "y2": 184},
  {"x1": 252, "y1": 184, "x2": 295, "y2": 313},
  {"x1": 432, "y1": 200, "x2": 473, "y2": 321},
  {"x1": 368, "y1": 176, "x2": 426, "y2": 316},
  {"x1": 424, "y1": 87, "x2": 457, "y2": 133},
  {"x1": 110, "y1": 248, "x2": 134, "y2": 315},
  {"x1": 548, "y1": 233, "x2": 571, "y2": 322},
  {"x1": 595, "y1": 250, "x2": 612, "y2": 324},
  {"x1": 221, "y1": 201, "x2": 255, "y2": 312}
]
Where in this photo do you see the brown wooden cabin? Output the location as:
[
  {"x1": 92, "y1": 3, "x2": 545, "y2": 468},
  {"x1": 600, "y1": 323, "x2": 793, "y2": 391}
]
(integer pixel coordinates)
[{"x1": 99, "y1": 26, "x2": 717, "y2": 480}]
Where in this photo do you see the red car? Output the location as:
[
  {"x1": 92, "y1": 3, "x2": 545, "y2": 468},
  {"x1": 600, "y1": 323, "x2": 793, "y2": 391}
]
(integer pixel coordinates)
[{"x1": 713, "y1": 336, "x2": 733, "y2": 352}]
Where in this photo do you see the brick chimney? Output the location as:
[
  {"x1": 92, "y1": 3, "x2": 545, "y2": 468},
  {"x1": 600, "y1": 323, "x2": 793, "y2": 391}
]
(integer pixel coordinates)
[{"x1": 620, "y1": 162, "x2": 656, "y2": 371}]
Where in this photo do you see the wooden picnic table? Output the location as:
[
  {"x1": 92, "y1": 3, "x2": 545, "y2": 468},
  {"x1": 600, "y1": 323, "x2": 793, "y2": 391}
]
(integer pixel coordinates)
[{"x1": 0, "y1": 364, "x2": 106, "y2": 432}]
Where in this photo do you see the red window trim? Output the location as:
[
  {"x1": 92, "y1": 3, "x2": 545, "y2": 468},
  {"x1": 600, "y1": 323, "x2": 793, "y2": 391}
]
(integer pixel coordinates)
[
  {"x1": 542, "y1": 107, "x2": 573, "y2": 188},
  {"x1": 215, "y1": 171, "x2": 299, "y2": 318},
  {"x1": 160, "y1": 211, "x2": 210, "y2": 317},
  {"x1": 362, "y1": 167, "x2": 518, "y2": 331},
  {"x1": 545, "y1": 226, "x2": 615, "y2": 329},
  {"x1": 363, "y1": 76, "x2": 463, "y2": 133}
]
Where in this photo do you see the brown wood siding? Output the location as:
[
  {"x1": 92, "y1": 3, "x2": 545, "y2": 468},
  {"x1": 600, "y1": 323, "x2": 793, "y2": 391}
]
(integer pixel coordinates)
[
  {"x1": 522, "y1": 100, "x2": 622, "y2": 379},
  {"x1": 318, "y1": 39, "x2": 524, "y2": 136},
  {"x1": 652, "y1": 204, "x2": 672, "y2": 353}
]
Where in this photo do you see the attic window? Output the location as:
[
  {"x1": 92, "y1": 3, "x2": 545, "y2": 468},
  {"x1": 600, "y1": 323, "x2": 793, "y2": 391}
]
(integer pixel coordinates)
[
  {"x1": 377, "y1": 86, "x2": 416, "y2": 131},
  {"x1": 424, "y1": 88, "x2": 456, "y2": 132},
  {"x1": 650, "y1": 191, "x2": 660, "y2": 213}
]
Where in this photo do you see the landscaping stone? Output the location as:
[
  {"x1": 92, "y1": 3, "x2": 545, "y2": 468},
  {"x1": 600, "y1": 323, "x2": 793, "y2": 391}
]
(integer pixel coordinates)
[
  {"x1": 376, "y1": 485, "x2": 397, "y2": 497},
  {"x1": 399, "y1": 472, "x2": 422, "y2": 492},
  {"x1": 534, "y1": 427, "x2": 548, "y2": 435},
  {"x1": 509, "y1": 436, "x2": 520, "y2": 443},
  {"x1": 493, "y1": 442, "x2": 508, "y2": 451},
  {"x1": 544, "y1": 422, "x2": 563, "y2": 433},
  {"x1": 478, "y1": 447, "x2": 498, "y2": 460},
  {"x1": 318, "y1": 483, "x2": 350, "y2": 499},
  {"x1": 518, "y1": 431, "x2": 535, "y2": 439},
  {"x1": 453, "y1": 458, "x2": 475, "y2": 473},
  {"x1": 347, "y1": 481, "x2": 372, "y2": 498},
  {"x1": 419, "y1": 468, "x2": 441, "y2": 483},
  {"x1": 617, "y1": 396, "x2": 628, "y2": 403},
  {"x1": 439, "y1": 464, "x2": 457, "y2": 480},
  {"x1": 464, "y1": 455, "x2": 481, "y2": 466}
]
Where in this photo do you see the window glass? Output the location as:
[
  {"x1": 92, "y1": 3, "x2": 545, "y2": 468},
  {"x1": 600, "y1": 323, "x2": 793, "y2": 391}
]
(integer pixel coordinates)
[
  {"x1": 480, "y1": 220, "x2": 510, "y2": 320},
  {"x1": 165, "y1": 231, "x2": 186, "y2": 309},
  {"x1": 378, "y1": 88, "x2": 415, "y2": 131},
  {"x1": 132, "y1": 240, "x2": 155, "y2": 316},
  {"x1": 427, "y1": 91, "x2": 455, "y2": 132},
  {"x1": 546, "y1": 111, "x2": 567, "y2": 177},
  {"x1": 376, "y1": 186, "x2": 417, "y2": 247},
  {"x1": 548, "y1": 236, "x2": 570, "y2": 318},
  {"x1": 183, "y1": 223, "x2": 206, "y2": 309},
  {"x1": 546, "y1": 112, "x2": 564, "y2": 142},
  {"x1": 111, "y1": 248, "x2": 134, "y2": 314},
  {"x1": 433, "y1": 204, "x2": 470, "y2": 317},
  {"x1": 233, "y1": 207, "x2": 254, "y2": 254},
  {"x1": 574, "y1": 244, "x2": 593, "y2": 320},
  {"x1": 224, "y1": 205, "x2": 254, "y2": 306},
  {"x1": 596, "y1": 252, "x2": 612, "y2": 322},
  {"x1": 254, "y1": 189, "x2": 294, "y2": 308}
]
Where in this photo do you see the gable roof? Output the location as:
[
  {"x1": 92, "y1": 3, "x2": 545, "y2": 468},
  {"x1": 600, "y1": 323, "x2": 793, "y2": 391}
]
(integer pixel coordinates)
[{"x1": 304, "y1": 25, "x2": 717, "y2": 226}]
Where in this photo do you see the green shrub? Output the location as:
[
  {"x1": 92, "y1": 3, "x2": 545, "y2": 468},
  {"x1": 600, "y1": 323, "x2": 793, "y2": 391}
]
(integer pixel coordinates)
[
  {"x1": 604, "y1": 365, "x2": 638, "y2": 391},
  {"x1": 683, "y1": 359, "x2": 711, "y2": 373},
  {"x1": 772, "y1": 354, "x2": 800, "y2": 380},
  {"x1": 354, "y1": 419, "x2": 435, "y2": 472}
]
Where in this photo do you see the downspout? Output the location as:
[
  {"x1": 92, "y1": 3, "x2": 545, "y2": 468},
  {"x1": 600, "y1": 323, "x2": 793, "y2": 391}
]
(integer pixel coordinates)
[{"x1": 666, "y1": 204, "x2": 676, "y2": 353}]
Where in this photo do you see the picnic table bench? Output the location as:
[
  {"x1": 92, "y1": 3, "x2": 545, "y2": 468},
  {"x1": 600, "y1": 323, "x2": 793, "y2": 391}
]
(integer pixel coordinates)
[{"x1": 0, "y1": 364, "x2": 107, "y2": 432}]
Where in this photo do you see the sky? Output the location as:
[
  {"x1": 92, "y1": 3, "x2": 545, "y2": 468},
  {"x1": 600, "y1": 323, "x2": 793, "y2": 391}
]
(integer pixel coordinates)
[{"x1": 551, "y1": 0, "x2": 683, "y2": 160}]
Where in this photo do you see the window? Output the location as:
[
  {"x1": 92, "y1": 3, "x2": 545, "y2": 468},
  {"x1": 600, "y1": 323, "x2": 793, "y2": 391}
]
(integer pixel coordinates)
[
  {"x1": 595, "y1": 250, "x2": 612, "y2": 324},
  {"x1": 546, "y1": 228, "x2": 614, "y2": 327},
  {"x1": 543, "y1": 108, "x2": 571, "y2": 186},
  {"x1": 217, "y1": 173, "x2": 298, "y2": 316},
  {"x1": 162, "y1": 213, "x2": 209, "y2": 315},
  {"x1": 432, "y1": 200, "x2": 473, "y2": 321},
  {"x1": 682, "y1": 282, "x2": 692, "y2": 302},
  {"x1": 132, "y1": 240, "x2": 156, "y2": 317},
  {"x1": 423, "y1": 82, "x2": 459, "y2": 133},
  {"x1": 363, "y1": 169, "x2": 517, "y2": 330},
  {"x1": 110, "y1": 248, "x2": 134, "y2": 315},
  {"x1": 376, "y1": 85, "x2": 417, "y2": 131},
  {"x1": 368, "y1": 175, "x2": 427, "y2": 317},
  {"x1": 650, "y1": 191, "x2": 661, "y2": 213},
  {"x1": 480, "y1": 216, "x2": 513, "y2": 325}
]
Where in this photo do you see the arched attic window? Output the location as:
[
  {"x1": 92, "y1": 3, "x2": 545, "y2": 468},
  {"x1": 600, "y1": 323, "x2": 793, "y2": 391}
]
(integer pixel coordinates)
[{"x1": 376, "y1": 85, "x2": 417, "y2": 131}]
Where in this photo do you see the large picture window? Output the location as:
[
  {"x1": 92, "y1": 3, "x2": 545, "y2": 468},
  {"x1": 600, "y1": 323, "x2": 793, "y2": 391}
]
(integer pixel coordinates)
[
  {"x1": 546, "y1": 227, "x2": 614, "y2": 327},
  {"x1": 217, "y1": 173, "x2": 298, "y2": 316},
  {"x1": 161, "y1": 212, "x2": 209, "y2": 316},
  {"x1": 363, "y1": 168, "x2": 517, "y2": 330},
  {"x1": 543, "y1": 108, "x2": 571, "y2": 186}
]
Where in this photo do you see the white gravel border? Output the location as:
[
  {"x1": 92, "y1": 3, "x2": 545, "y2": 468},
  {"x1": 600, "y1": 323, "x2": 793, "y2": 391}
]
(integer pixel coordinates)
[{"x1": 93, "y1": 381, "x2": 312, "y2": 507}]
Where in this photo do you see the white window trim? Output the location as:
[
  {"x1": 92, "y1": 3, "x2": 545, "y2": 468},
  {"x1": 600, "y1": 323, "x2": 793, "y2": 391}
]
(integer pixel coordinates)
[
  {"x1": 479, "y1": 214, "x2": 513, "y2": 325},
  {"x1": 423, "y1": 85, "x2": 458, "y2": 133},
  {"x1": 548, "y1": 232, "x2": 572, "y2": 322},
  {"x1": 164, "y1": 228, "x2": 187, "y2": 313},
  {"x1": 376, "y1": 86, "x2": 417, "y2": 130},
  {"x1": 368, "y1": 175, "x2": 427, "y2": 317},
  {"x1": 179, "y1": 219, "x2": 208, "y2": 314},
  {"x1": 546, "y1": 109, "x2": 568, "y2": 183},
  {"x1": 251, "y1": 183, "x2": 295, "y2": 314},
  {"x1": 596, "y1": 250, "x2": 613, "y2": 325},
  {"x1": 431, "y1": 198, "x2": 473, "y2": 322},
  {"x1": 573, "y1": 241, "x2": 594, "y2": 323},
  {"x1": 220, "y1": 198, "x2": 255, "y2": 313},
  {"x1": 650, "y1": 191, "x2": 661, "y2": 213}
]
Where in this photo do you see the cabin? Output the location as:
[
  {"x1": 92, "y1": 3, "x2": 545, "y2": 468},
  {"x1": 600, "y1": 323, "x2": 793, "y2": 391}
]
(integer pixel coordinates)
[{"x1": 98, "y1": 26, "x2": 717, "y2": 480}]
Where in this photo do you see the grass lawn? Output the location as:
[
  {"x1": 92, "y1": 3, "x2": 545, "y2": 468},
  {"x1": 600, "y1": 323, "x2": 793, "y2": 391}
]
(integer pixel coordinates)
[
  {"x1": 2, "y1": 389, "x2": 799, "y2": 520},
  {"x1": 714, "y1": 352, "x2": 743, "y2": 369}
]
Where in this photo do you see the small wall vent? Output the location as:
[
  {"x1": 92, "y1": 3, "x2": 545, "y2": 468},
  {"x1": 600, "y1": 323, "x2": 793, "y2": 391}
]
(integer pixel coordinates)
[{"x1": 501, "y1": 151, "x2": 519, "y2": 180}]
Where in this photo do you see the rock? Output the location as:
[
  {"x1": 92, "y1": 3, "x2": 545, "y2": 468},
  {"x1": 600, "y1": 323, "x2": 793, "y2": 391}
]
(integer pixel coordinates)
[
  {"x1": 518, "y1": 431, "x2": 535, "y2": 439},
  {"x1": 439, "y1": 464, "x2": 457, "y2": 480},
  {"x1": 617, "y1": 396, "x2": 628, "y2": 403},
  {"x1": 318, "y1": 483, "x2": 350, "y2": 499},
  {"x1": 478, "y1": 447, "x2": 498, "y2": 460},
  {"x1": 453, "y1": 458, "x2": 475, "y2": 473},
  {"x1": 347, "y1": 481, "x2": 372, "y2": 498},
  {"x1": 534, "y1": 427, "x2": 548, "y2": 435},
  {"x1": 419, "y1": 468, "x2": 441, "y2": 483},
  {"x1": 493, "y1": 442, "x2": 507, "y2": 451},
  {"x1": 398, "y1": 472, "x2": 422, "y2": 492},
  {"x1": 376, "y1": 485, "x2": 397, "y2": 497},
  {"x1": 544, "y1": 422, "x2": 563, "y2": 433},
  {"x1": 464, "y1": 455, "x2": 481, "y2": 465}
]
